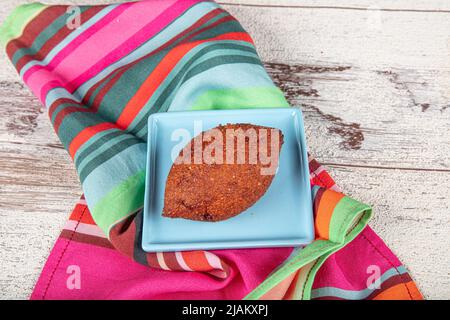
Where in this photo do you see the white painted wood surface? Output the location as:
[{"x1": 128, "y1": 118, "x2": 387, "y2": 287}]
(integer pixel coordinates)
[{"x1": 0, "y1": 0, "x2": 449, "y2": 299}]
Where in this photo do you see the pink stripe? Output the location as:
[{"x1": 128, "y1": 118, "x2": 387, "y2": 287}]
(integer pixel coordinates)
[
  {"x1": 204, "y1": 251, "x2": 223, "y2": 270},
  {"x1": 208, "y1": 269, "x2": 228, "y2": 279},
  {"x1": 312, "y1": 165, "x2": 325, "y2": 177},
  {"x1": 64, "y1": 221, "x2": 106, "y2": 238},
  {"x1": 39, "y1": 80, "x2": 63, "y2": 103},
  {"x1": 26, "y1": 0, "x2": 180, "y2": 101},
  {"x1": 330, "y1": 184, "x2": 341, "y2": 192},
  {"x1": 24, "y1": 3, "x2": 131, "y2": 85},
  {"x1": 175, "y1": 252, "x2": 192, "y2": 271},
  {"x1": 66, "y1": 0, "x2": 200, "y2": 93},
  {"x1": 259, "y1": 271, "x2": 298, "y2": 300},
  {"x1": 156, "y1": 252, "x2": 171, "y2": 271},
  {"x1": 312, "y1": 228, "x2": 401, "y2": 291}
]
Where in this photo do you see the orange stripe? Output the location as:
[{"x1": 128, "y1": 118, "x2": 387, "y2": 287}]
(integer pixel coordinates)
[
  {"x1": 69, "y1": 204, "x2": 96, "y2": 225},
  {"x1": 405, "y1": 281, "x2": 424, "y2": 300},
  {"x1": 181, "y1": 251, "x2": 212, "y2": 271},
  {"x1": 68, "y1": 122, "x2": 117, "y2": 158},
  {"x1": 373, "y1": 281, "x2": 422, "y2": 300},
  {"x1": 85, "y1": 8, "x2": 226, "y2": 110},
  {"x1": 282, "y1": 270, "x2": 301, "y2": 300},
  {"x1": 116, "y1": 32, "x2": 253, "y2": 129},
  {"x1": 315, "y1": 190, "x2": 344, "y2": 239},
  {"x1": 259, "y1": 271, "x2": 298, "y2": 300}
]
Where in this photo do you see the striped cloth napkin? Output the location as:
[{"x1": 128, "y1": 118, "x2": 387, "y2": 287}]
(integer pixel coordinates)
[{"x1": 1, "y1": 0, "x2": 422, "y2": 299}]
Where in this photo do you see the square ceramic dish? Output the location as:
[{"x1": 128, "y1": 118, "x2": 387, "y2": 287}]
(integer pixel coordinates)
[{"x1": 142, "y1": 108, "x2": 313, "y2": 252}]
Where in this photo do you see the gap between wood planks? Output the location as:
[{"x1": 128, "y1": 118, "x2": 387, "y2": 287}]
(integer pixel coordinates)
[
  {"x1": 322, "y1": 162, "x2": 450, "y2": 173},
  {"x1": 218, "y1": 2, "x2": 450, "y2": 13},
  {"x1": 1, "y1": 61, "x2": 449, "y2": 173}
]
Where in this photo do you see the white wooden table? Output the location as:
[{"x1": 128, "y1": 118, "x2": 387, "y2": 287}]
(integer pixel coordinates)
[{"x1": 0, "y1": 0, "x2": 449, "y2": 300}]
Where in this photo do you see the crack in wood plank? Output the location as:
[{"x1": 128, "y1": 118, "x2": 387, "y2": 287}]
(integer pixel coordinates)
[
  {"x1": 376, "y1": 70, "x2": 443, "y2": 113},
  {"x1": 264, "y1": 62, "x2": 364, "y2": 150},
  {"x1": 0, "y1": 140, "x2": 64, "y2": 150},
  {"x1": 220, "y1": 2, "x2": 450, "y2": 13},
  {"x1": 322, "y1": 161, "x2": 450, "y2": 173}
]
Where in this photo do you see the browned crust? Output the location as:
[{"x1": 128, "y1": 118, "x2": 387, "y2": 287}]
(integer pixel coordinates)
[{"x1": 162, "y1": 123, "x2": 284, "y2": 222}]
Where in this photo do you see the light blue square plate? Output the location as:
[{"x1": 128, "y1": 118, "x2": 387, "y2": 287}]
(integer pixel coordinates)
[{"x1": 142, "y1": 108, "x2": 314, "y2": 252}]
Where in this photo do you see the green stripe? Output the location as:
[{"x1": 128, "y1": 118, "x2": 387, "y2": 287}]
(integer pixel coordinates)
[
  {"x1": 156, "y1": 47, "x2": 260, "y2": 113},
  {"x1": 78, "y1": 48, "x2": 259, "y2": 180},
  {"x1": 86, "y1": 66, "x2": 125, "y2": 109},
  {"x1": 57, "y1": 112, "x2": 106, "y2": 148},
  {"x1": 245, "y1": 194, "x2": 372, "y2": 300},
  {"x1": 92, "y1": 170, "x2": 146, "y2": 235},
  {"x1": 0, "y1": 3, "x2": 47, "y2": 47},
  {"x1": 127, "y1": 42, "x2": 257, "y2": 136},
  {"x1": 155, "y1": 43, "x2": 258, "y2": 112},
  {"x1": 50, "y1": 102, "x2": 89, "y2": 124},
  {"x1": 153, "y1": 53, "x2": 261, "y2": 113},
  {"x1": 191, "y1": 87, "x2": 289, "y2": 110},
  {"x1": 95, "y1": 13, "x2": 240, "y2": 120},
  {"x1": 132, "y1": 54, "x2": 262, "y2": 137},
  {"x1": 96, "y1": 50, "x2": 167, "y2": 121},
  {"x1": 301, "y1": 201, "x2": 372, "y2": 300},
  {"x1": 328, "y1": 195, "x2": 371, "y2": 243}
]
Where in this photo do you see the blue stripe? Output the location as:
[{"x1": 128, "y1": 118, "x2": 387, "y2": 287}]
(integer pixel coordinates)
[
  {"x1": 19, "y1": 5, "x2": 119, "y2": 77},
  {"x1": 311, "y1": 266, "x2": 408, "y2": 300}
]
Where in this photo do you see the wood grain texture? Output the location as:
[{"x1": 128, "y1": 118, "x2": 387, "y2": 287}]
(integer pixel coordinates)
[{"x1": 0, "y1": 0, "x2": 449, "y2": 300}]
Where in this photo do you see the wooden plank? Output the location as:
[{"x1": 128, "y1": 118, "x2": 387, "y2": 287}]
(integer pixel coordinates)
[
  {"x1": 223, "y1": 5, "x2": 450, "y2": 170},
  {"x1": 0, "y1": 0, "x2": 449, "y2": 299},
  {"x1": 2, "y1": 63, "x2": 448, "y2": 170},
  {"x1": 219, "y1": 0, "x2": 450, "y2": 11},
  {"x1": 265, "y1": 62, "x2": 450, "y2": 170},
  {"x1": 0, "y1": 105, "x2": 81, "y2": 298},
  {"x1": 328, "y1": 165, "x2": 450, "y2": 300},
  {"x1": 0, "y1": 82, "x2": 81, "y2": 299}
]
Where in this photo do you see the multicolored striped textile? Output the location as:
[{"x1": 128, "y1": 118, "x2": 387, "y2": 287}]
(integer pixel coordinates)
[
  {"x1": 2, "y1": 0, "x2": 423, "y2": 300},
  {"x1": 29, "y1": 156, "x2": 422, "y2": 300}
]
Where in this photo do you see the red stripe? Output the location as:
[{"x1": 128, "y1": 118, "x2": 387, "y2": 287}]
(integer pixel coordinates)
[
  {"x1": 49, "y1": 97, "x2": 77, "y2": 118},
  {"x1": 14, "y1": 7, "x2": 104, "y2": 73},
  {"x1": 68, "y1": 122, "x2": 117, "y2": 158},
  {"x1": 313, "y1": 187, "x2": 326, "y2": 220},
  {"x1": 39, "y1": 80, "x2": 64, "y2": 103},
  {"x1": 146, "y1": 254, "x2": 160, "y2": 269},
  {"x1": 68, "y1": 204, "x2": 96, "y2": 225},
  {"x1": 6, "y1": 6, "x2": 65, "y2": 60},
  {"x1": 23, "y1": 4, "x2": 130, "y2": 86},
  {"x1": 181, "y1": 251, "x2": 213, "y2": 271},
  {"x1": 315, "y1": 190, "x2": 345, "y2": 240},
  {"x1": 162, "y1": 252, "x2": 183, "y2": 271},
  {"x1": 60, "y1": 229, "x2": 114, "y2": 249},
  {"x1": 116, "y1": 31, "x2": 252, "y2": 130},
  {"x1": 47, "y1": 11, "x2": 236, "y2": 161},
  {"x1": 53, "y1": 106, "x2": 93, "y2": 132},
  {"x1": 83, "y1": 8, "x2": 225, "y2": 111},
  {"x1": 309, "y1": 158, "x2": 321, "y2": 173}
]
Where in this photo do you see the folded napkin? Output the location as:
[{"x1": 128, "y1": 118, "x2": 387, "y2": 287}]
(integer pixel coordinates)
[{"x1": 1, "y1": 0, "x2": 422, "y2": 300}]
